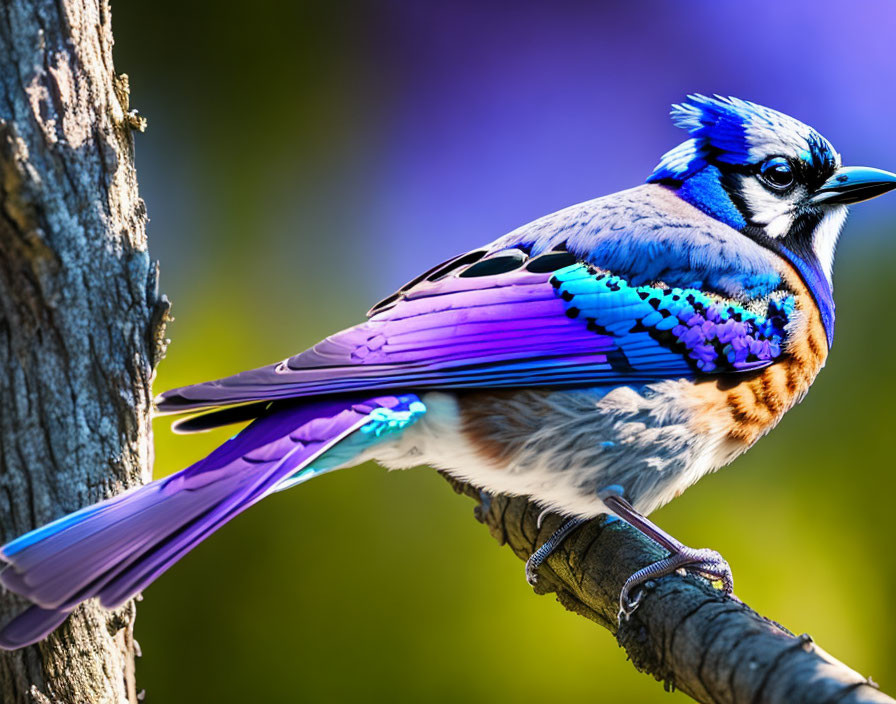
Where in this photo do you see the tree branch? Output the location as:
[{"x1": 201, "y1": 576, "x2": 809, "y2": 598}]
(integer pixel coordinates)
[
  {"x1": 441, "y1": 475, "x2": 893, "y2": 704},
  {"x1": 0, "y1": 1, "x2": 166, "y2": 702}
]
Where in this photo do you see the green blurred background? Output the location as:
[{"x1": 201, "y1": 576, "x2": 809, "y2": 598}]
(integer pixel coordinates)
[{"x1": 111, "y1": 2, "x2": 896, "y2": 701}]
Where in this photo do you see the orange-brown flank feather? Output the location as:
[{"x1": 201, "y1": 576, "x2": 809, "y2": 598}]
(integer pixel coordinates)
[{"x1": 688, "y1": 263, "x2": 828, "y2": 447}]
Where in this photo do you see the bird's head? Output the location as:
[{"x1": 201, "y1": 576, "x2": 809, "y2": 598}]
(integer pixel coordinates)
[{"x1": 648, "y1": 94, "x2": 896, "y2": 344}]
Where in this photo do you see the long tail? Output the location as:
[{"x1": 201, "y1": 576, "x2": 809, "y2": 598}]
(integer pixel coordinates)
[{"x1": 0, "y1": 393, "x2": 425, "y2": 649}]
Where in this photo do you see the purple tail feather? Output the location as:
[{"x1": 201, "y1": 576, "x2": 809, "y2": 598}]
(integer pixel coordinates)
[{"x1": 0, "y1": 395, "x2": 414, "y2": 649}]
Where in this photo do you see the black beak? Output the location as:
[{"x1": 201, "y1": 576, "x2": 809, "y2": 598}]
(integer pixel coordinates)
[{"x1": 810, "y1": 166, "x2": 896, "y2": 206}]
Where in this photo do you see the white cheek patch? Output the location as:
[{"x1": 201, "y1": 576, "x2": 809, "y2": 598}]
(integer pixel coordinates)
[
  {"x1": 738, "y1": 178, "x2": 795, "y2": 237},
  {"x1": 812, "y1": 206, "x2": 848, "y2": 284},
  {"x1": 764, "y1": 211, "x2": 794, "y2": 239}
]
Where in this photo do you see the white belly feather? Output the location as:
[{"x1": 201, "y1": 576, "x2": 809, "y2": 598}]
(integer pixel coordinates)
[{"x1": 365, "y1": 383, "x2": 744, "y2": 518}]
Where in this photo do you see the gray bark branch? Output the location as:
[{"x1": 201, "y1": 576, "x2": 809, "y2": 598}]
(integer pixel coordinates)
[
  {"x1": 442, "y1": 475, "x2": 894, "y2": 704},
  {"x1": 0, "y1": 1, "x2": 166, "y2": 702}
]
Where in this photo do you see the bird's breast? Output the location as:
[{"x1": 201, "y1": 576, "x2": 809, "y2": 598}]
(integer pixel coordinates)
[{"x1": 686, "y1": 260, "x2": 828, "y2": 447}]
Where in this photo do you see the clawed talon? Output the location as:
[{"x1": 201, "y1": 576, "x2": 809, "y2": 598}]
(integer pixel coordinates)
[
  {"x1": 596, "y1": 488, "x2": 735, "y2": 622},
  {"x1": 617, "y1": 546, "x2": 734, "y2": 621},
  {"x1": 524, "y1": 486, "x2": 735, "y2": 621},
  {"x1": 524, "y1": 516, "x2": 588, "y2": 586},
  {"x1": 524, "y1": 556, "x2": 540, "y2": 586},
  {"x1": 618, "y1": 583, "x2": 646, "y2": 621}
]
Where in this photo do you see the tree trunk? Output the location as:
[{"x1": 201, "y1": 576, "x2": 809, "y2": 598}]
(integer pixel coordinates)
[{"x1": 0, "y1": 1, "x2": 167, "y2": 702}]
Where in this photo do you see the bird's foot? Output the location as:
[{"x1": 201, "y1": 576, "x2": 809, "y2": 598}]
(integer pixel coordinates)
[
  {"x1": 597, "y1": 486, "x2": 734, "y2": 621},
  {"x1": 525, "y1": 517, "x2": 587, "y2": 585},
  {"x1": 618, "y1": 546, "x2": 733, "y2": 620},
  {"x1": 524, "y1": 556, "x2": 540, "y2": 586}
]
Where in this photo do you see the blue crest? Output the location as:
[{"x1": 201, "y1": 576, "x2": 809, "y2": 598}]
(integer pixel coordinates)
[{"x1": 648, "y1": 95, "x2": 839, "y2": 182}]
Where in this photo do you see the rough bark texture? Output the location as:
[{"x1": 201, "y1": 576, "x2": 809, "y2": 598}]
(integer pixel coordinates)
[
  {"x1": 0, "y1": 1, "x2": 166, "y2": 702},
  {"x1": 442, "y1": 476, "x2": 893, "y2": 704}
]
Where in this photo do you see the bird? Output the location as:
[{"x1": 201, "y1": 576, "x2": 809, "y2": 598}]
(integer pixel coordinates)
[{"x1": 1, "y1": 94, "x2": 895, "y2": 650}]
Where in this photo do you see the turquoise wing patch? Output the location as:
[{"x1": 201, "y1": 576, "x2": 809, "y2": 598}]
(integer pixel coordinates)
[{"x1": 551, "y1": 264, "x2": 793, "y2": 373}]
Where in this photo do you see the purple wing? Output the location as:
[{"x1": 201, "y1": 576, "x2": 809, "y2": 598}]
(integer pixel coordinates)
[
  {"x1": 157, "y1": 264, "x2": 680, "y2": 417},
  {"x1": 157, "y1": 248, "x2": 789, "y2": 420}
]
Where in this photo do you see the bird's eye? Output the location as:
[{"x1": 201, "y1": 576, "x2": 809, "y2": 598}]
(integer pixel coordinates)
[{"x1": 758, "y1": 157, "x2": 795, "y2": 191}]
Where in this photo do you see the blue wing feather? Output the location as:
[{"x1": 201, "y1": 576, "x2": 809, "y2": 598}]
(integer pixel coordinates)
[{"x1": 157, "y1": 255, "x2": 791, "y2": 417}]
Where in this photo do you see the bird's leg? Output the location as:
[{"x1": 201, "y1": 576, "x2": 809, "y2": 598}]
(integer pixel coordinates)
[
  {"x1": 525, "y1": 517, "x2": 588, "y2": 585},
  {"x1": 598, "y1": 485, "x2": 733, "y2": 620}
]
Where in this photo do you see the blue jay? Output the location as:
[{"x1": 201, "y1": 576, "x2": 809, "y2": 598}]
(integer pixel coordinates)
[{"x1": 2, "y1": 95, "x2": 894, "y2": 649}]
